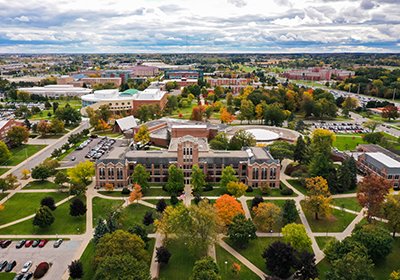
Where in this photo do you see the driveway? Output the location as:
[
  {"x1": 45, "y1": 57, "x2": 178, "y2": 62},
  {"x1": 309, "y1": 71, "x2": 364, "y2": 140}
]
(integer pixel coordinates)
[{"x1": 0, "y1": 240, "x2": 82, "y2": 279}]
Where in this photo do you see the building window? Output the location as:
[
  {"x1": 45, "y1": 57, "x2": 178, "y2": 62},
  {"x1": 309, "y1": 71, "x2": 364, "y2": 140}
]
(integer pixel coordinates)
[
  {"x1": 261, "y1": 168, "x2": 267, "y2": 180},
  {"x1": 117, "y1": 168, "x2": 123, "y2": 180},
  {"x1": 99, "y1": 168, "x2": 105, "y2": 179},
  {"x1": 270, "y1": 168, "x2": 276, "y2": 179},
  {"x1": 253, "y1": 168, "x2": 259, "y2": 180},
  {"x1": 108, "y1": 168, "x2": 114, "y2": 179},
  {"x1": 388, "y1": 175, "x2": 393, "y2": 179}
]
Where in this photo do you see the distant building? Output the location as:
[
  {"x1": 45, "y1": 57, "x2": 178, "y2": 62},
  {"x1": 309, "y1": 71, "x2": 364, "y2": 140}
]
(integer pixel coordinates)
[
  {"x1": 114, "y1": 116, "x2": 138, "y2": 133},
  {"x1": 102, "y1": 70, "x2": 132, "y2": 83},
  {"x1": 356, "y1": 144, "x2": 400, "y2": 188},
  {"x1": 18, "y1": 85, "x2": 92, "y2": 98},
  {"x1": 77, "y1": 77, "x2": 122, "y2": 88},
  {"x1": 132, "y1": 65, "x2": 159, "y2": 77},
  {"x1": 206, "y1": 78, "x2": 252, "y2": 87},
  {"x1": 164, "y1": 70, "x2": 202, "y2": 80},
  {"x1": 0, "y1": 119, "x2": 23, "y2": 142},
  {"x1": 282, "y1": 67, "x2": 354, "y2": 81}
]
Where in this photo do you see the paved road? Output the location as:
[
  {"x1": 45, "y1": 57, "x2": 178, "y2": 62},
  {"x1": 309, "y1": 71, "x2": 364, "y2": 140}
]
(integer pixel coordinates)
[{"x1": 350, "y1": 112, "x2": 400, "y2": 137}]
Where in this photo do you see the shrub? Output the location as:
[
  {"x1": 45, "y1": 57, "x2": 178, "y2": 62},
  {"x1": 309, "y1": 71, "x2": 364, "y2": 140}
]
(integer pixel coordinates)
[
  {"x1": 121, "y1": 187, "x2": 130, "y2": 195},
  {"x1": 280, "y1": 187, "x2": 294, "y2": 196},
  {"x1": 251, "y1": 196, "x2": 264, "y2": 209},
  {"x1": 246, "y1": 186, "x2": 253, "y2": 192},
  {"x1": 203, "y1": 184, "x2": 213, "y2": 192},
  {"x1": 40, "y1": 196, "x2": 56, "y2": 211},
  {"x1": 156, "y1": 199, "x2": 167, "y2": 212},
  {"x1": 170, "y1": 195, "x2": 179, "y2": 205},
  {"x1": 156, "y1": 246, "x2": 171, "y2": 265},
  {"x1": 33, "y1": 262, "x2": 50, "y2": 278},
  {"x1": 69, "y1": 260, "x2": 83, "y2": 279}
]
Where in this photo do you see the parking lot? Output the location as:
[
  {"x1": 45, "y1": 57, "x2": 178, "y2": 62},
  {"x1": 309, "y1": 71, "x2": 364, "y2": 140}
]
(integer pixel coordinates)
[
  {"x1": 61, "y1": 136, "x2": 127, "y2": 168},
  {"x1": 313, "y1": 122, "x2": 369, "y2": 134},
  {"x1": 0, "y1": 240, "x2": 82, "y2": 279}
]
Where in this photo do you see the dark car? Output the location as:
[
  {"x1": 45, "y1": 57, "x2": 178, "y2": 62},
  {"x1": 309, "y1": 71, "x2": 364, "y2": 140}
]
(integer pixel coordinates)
[
  {"x1": 5, "y1": 260, "x2": 16, "y2": 272},
  {"x1": 16, "y1": 240, "x2": 26, "y2": 249},
  {"x1": 0, "y1": 260, "x2": 8, "y2": 271},
  {"x1": 31, "y1": 240, "x2": 40, "y2": 248},
  {"x1": 13, "y1": 273, "x2": 24, "y2": 280},
  {"x1": 21, "y1": 272, "x2": 33, "y2": 280},
  {"x1": 24, "y1": 240, "x2": 33, "y2": 248},
  {"x1": 1, "y1": 240, "x2": 11, "y2": 248}
]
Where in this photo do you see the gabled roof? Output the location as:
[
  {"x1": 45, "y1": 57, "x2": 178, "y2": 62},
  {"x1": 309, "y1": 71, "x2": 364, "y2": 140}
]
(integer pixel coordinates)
[{"x1": 115, "y1": 116, "x2": 138, "y2": 131}]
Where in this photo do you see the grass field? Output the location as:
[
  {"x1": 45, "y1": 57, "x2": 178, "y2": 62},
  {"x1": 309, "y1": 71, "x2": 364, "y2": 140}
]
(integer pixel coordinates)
[
  {"x1": 80, "y1": 240, "x2": 96, "y2": 280},
  {"x1": 169, "y1": 100, "x2": 198, "y2": 120},
  {"x1": 29, "y1": 99, "x2": 82, "y2": 121},
  {"x1": 119, "y1": 203, "x2": 156, "y2": 233},
  {"x1": 0, "y1": 192, "x2": 69, "y2": 226},
  {"x1": 92, "y1": 197, "x2": 123, "y2": 224},
  {"x1": 98, "y1": 191, "x2": 130, "y2": 197},
  {"x1": 301, "y1": 202, "x2": 357, "y2": 232},
  {"x1": 216, "y1": 245, "x2": 260, "y2": 280},
  {"x1": 0, "y1": 272, "x2": 16, "y2": 280},
  {"x1": 331, "y1": 197, "x2": 362, "y2": 212},
  {"x1": 0, "y1": 168, "x2": 10, "y2": 176},
  {"x1": 24, "y1": 180, "x2": 59, "y2": 189},
  {"x1": 225, "y1": 237, "x2": 281, "y2": 273},
  {"x1": 315, "y1": 236, "x2": 337, "y2": 251},
  {"x1": 287, "y1": 179, "x2": 307, "y2": 195},
  {"x1": 1, "y1": 144, "x2": 46, "y2": 166},
  {"x1": 333, "y1": 134, "x2": 365, "y2": 151},
  {"x1": 144, "y1": 187, "x2": 170, "y2": 197},
  {"x1": 0, "y1": 193, "x2": 8, "y2": 200}
]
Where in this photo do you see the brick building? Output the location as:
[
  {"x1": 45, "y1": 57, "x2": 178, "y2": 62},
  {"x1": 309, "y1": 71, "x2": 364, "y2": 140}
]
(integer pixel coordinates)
[{"x1": 0, "y1": 119, "x2": 24, "y2": 142}]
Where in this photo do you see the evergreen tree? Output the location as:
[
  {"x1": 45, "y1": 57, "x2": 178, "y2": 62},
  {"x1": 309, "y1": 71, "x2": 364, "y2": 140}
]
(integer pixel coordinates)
[
  {"x1": 156, "y1": 199, "x2": 168, "y2": 213},
  {"x1": 33, "y1": 206, "x2": 55, "y2": 228},
  {"x1": 94, "y1": 218, "x2": 109, "y2": 242},
  {"x1": 40, "y1": 196, "x2": 56, "y2": 211},
  {"x1": 294, "y1": 136, "x2": 307, "y2": 163},
  {"x1": 68, "y1": 260, "x2": 83, "y2": 279},
  {"x1": 132, "y1": 164, "x2": 150, "y2": 191},
  {"x1": 228, "y1": 214, "x2": 257, "y2": 249},
  {"x1": 337, "y1": 157, "x2": 357, "y2": 193},
  {"x1": 156, "y1": 246, "x2": 171, "y2": 265},
  {"x1": 69, "y1": 198, "x2": 87, "y2": 217},
  {"x1": 282, "y1": 200, "x2": 298, "y2": 226},
  {"x1": 143, "y1": 211, "x2": 154, "y2": 226}
]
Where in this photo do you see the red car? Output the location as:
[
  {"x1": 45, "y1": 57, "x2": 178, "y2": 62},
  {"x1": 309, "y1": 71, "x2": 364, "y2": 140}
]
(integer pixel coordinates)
[
  {"x1": 38, "y1": 239, "x2": 48, "y2": 248},
  {"x1": 25, "y1": 240, "x2": 34, "y2": 248}
]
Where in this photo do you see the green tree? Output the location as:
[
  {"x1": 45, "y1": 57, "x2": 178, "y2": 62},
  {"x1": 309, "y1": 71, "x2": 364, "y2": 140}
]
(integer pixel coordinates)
[
  {"x1": 67, "y1": 160, "x2": 95, "y2": 190},
  {"x1": 31, "y1": 165, "x2": 52, "y2": 181},
  {"x1": 132, "y1": 164, "x2": 150, "y2": 191},
  {"x1": 33, "y1": 206, "x2": 55, "y2": 228},
  {"x1": 94, "y1": 255, "x2": 151, "y2": 280},
  {"x1": 54, "y1": 171, "x2": 69, "y2": 188},
  {"x1": 262, "y1": 241, "x2": 296, "y2": 279},
  {"x1": 264, "y1": 103, "x2": 287, "y2": 126},
  {"x1": 0, "y1": 141, "x2": 11, "y2": 164},
  {"x1": 55, "y1": 104, "x2": 81, "y2": 125},
  {"x1": 239, "y1": 99, "x2": 254, "y2": 124},
  {"x1": 191, "y1": 164, "x2": 205, "y2": 193},
  {"x1": 282, "y1": 200, "x2": 298, "y2": 226},
  {"x1": 220, "y1": 165, "x2": 238, "y2": 189},
  {"x1": 294, "y1": 136, "x2": 307, "y2": 163},
  {"x1": 137, "y1": 105, "x2": 150, "y2": 123},
  {"x1": 68, "y1": 260, "x2": 83, "y2": 279},
  {"x1": 229, "y1": 129, "x2": 256, "y2": 150},
  {"x1": 50, "y1": 118, "x2": 65, "y2": 134},
  {"x1": 166, "y1": 165, "x2": 184, "y2": 195},
  {"x1": 227, "y1": 214, "x2": 257, "y2": 249},
  {"x1": 209, "y1": 132, "x2": 229, "y2": 150},
  {"x1": 326, "y1": 251, "x2": 374, "y2": 280},
  {"x1": 268, "y1": 141, "x2": 295, "y2": 161},
  {"x1": 6, "y1": 126, "x2": 29, "y2": 147},
  {"x1": 282, "y1": 223, "x2": 312, "y2": 252},
  {"x1": 337, "y1": 157, "x2": 357, "y2": 193},
  {"x1": 190, "y1": 256, "x2": 220, "y2": 280},
  {"x1": 362, "y1": 132, "x2": 384, "y2": 144},
  {"x1": 383, "y1": 194, "x2": 400, "y2": 237},
  {"x1": 70, "y1": 198, "x2": 87, "y2": 217}
]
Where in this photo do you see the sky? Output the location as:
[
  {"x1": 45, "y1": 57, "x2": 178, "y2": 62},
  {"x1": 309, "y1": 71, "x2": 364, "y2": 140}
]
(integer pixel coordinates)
[{"x1": 0, "y1": 0, "x2": 399, "y2": 53}]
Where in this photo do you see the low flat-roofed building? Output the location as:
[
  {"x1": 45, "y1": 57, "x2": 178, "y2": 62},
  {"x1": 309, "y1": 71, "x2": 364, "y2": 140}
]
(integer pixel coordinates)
[
  {"x1": 18, "y1": 85, "x2": 92, "y2": 97},
  {"x1": 95, "y1": 135, "x2": 280, "y2": 189}
]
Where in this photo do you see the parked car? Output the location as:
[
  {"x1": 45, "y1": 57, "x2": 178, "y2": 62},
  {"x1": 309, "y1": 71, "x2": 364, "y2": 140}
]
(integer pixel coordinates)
[
  {"x1": 21, "y1": 261, "x2": 32, "y2": 273},
  {"x1": 13, "y1": 273, "x2": 24, "y2": 280},
  {"x1": 5, "y1": 260, "x2": 16, "y2": 272},
  {"x1": 0, "y1": 260, "x2": 8, "y2": 271},
  {"x1": 25, "y1": 240, "x2": 33, "y2": 248},
  {"x1": 21, "y1": 272, "x2": 33, "y2": 280},
  {"x1": 31, "y1": 240, "x2": 40, "y2": 248},
  {"x1": 53, "y1": 239, "x2": 63, "y2": 248},
  {"x1": 16, "y1": 240, "x2": 26, "y2": 249},
  {"x1": 71, "y1": 156, "x2": 76, "y2": 161},
  {"x1": 1, "y1": 240, "x2": 11, "y2": 248},
  {"x1": 38, "y1": 240, "x2": 47, "y2": 248}
]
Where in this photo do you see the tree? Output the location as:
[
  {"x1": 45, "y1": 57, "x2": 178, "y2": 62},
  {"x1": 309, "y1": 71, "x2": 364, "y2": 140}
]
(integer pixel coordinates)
[
  {"x1": 308, "y1": 130, "x2": 335, "y2": 184},
  {"x1": 215, "y1": 194, "x2": 244, "y2": 227},
  {"x1": 262, "y1": 241, "x2": 296, "y2": 279},
  {"x1": 326, "y1": 251, "x2": 374, "y2": 280},
  {"x1": 94, "y1": 255, "x2": 151, "y2": 280},
  {"x1": 143, "y1": 211, "x2": 154, "y2": 226},
  {"x1": 134, "y1": 125, "x2": 150, "y2": 143},
  {"x1": 383, "y1": 194, "x2": 400, "y2": 237},
  {"x1": 294, "y1": 251, "x2": 318, "y2": 280},
  {"x1": 37, "y1": 120, "x2": 51, "y2": 136},
  {"x1": 31, "y1": 165, "x2": 52, "y2": 181},
  {"x1": 226, "y1": 181, "x2": 247, "y2": 198},
  {"x1": 54, "y1": 171, "x2": 69, "y2": 188},
  {"x1": 229, "y1": 129, "x2": 256, "y2": 150},
  {"x1": 382, "y1": 105, "x2": 399, "y2": 121},
  {"x1": 304, "y1": 176, "x2": 332, "y2": 220},
  {"x1": 67, "y1": 160, "x2": 95, "y2": 189},
  {"x1": 294, "y1": 136, "x2": 307, "y2": 163},
  {"x1": 357, "y1": 174, "x2": 391, "y2": 222},
  {"x1": 68, "y1": 260, "x2": 83, "y2": 279},
  {"x1": 50, "y1": 118, "x2": 65, "y2": 134},
  {"x1": 191, "y1": 164, "x2": 205, "y2": 193},
  {"x1": 94, "y1": 230, "x2": 149, "y2": 265},
  {"x1": 191, "y1": 105, "x2": 204, "y2": 121},
  {"x1": 70, "y1": 198, "x2": 87, "y2": 217},
  {"x1": 166, "y1": 165, "x2": 184, "y2": 195},
  {"x1": 264, "y1": 103, "x2": 287, "y2": 126},
  {"x1": 282, "y1": 200, "x2": 298, "y2": 226},
  {"x1": 251, "y1": 196, "x2": 264, "y2": 209},
  {"x1": 268, "y1": 141, "x2": 295, "y2": 161},
  {"x1": 362, "y1": 132, "x2": 384, "y2": 144},
  {"x1": 239, "y1": 99, "x2": 254, "y2": 124},
  {"x1": 190, "y1": 256, "x2": 220, "y2": 280},
  {"x1": 282, "y1": 223, "x2": 312, "y2": 252},
  {"x1": 253, "y1": 202, "x2": 281, "y2": 232},
  {"x1": 0, "y1": 141, "x2": 11, "y2": 164},
  {"x1": 220, "y1": 166, "x2": 238, "y2": 189},
  {"x1": 220, "y1": 107, "x2": 235, "y2": 124},
  {"x1": 41, "y1": 196, "x2": 56, "y2": 211},
  {"x1": 337, "y1": 157, "x2": 357, "y2": 193},
  {"x1": 156, "y1": 246, "x2": 171, "y2": 265},
  {"x1": 21, "y1": 169, "x2": 30, "y2": 180},
  {"x1": 55, "y1": 104, "x2": 81, "y2": 125},
  {"x1": 96, "y1": 119, "x2": 110, "y2": 131},
  {"x1": 209, "y1": 132, "x2": 229, "y2": 150},
  {"x1": 363, "y1": 120, "x2": 380, "y2": 133},
  {"x1": 132, "y1": 164, "x2": 150, "y2": 191},
  {"x1": 227, "y1": 214, "x2": 257, "y2": 249},
  {"x1": 7, "y1": 126, "x2": 29, "y2": 147},
  {"x1": 3, "y1": 174, "x2": 17, "y2": 190},
  {"x1": 94, "y1": 219, "x2": 110, "y2": 243},
  {"x1": 129, "y1": 184, "x2": 143, "y2": 204},
  {"x1": 33, "y1": 206, "x2": 55, "y2": 228},
  {"x1": 156, "y1": 199, "x2": 167, "y2": 213},
  {"x1": 352, "y1": 224, "x2": 393, "y2": 263}
]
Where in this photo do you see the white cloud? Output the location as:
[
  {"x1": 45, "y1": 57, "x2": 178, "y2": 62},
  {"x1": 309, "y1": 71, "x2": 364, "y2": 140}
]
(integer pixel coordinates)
[{"x1": 14, "y1": 15, "x2": 30, "y2": 22}]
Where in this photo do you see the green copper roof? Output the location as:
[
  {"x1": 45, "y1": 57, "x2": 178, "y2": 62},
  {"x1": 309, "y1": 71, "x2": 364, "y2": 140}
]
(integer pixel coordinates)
[{"x1": 121, "y1": 89, "x2": 139, "y2": 95}]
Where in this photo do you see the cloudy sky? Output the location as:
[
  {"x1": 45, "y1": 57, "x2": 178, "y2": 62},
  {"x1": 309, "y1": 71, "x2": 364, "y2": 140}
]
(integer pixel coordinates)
[{"x1": 0, "y1": 0, "x2": 399, "y2": 53}]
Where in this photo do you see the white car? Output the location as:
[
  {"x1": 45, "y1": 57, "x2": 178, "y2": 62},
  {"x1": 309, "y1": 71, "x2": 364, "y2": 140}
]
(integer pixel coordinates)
[{"x1": 21, "y1": 261, "x2": 32, "y2": 273}]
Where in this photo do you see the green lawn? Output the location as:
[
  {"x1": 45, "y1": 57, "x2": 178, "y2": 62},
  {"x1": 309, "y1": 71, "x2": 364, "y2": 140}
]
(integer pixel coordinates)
[
  {"x1": 333, "y1": 135, "x2": 365, "y2": 151},
  {"x1": 119, "y1": 203, "x2": 155, "y2": 233},
  {"x1": 331, "y1": 197, "x2": 362, "y2": 212},
  {"x1": 0, "y1": 195, "x2": 86, "y2": 235},
  {"x1": 98, "y1": 191, "x2": 129, "y2": 197},
  {"x1": 92, "y1": 197, "x2": 123, "y2": 224},
  {"x1": 216, "y1": 245, "x2": 260, "y2": 280},
  {"x1": 0, "y1": 193, "x2": 8, "y2": 200},
  {"x1": 225, "y1": 237, "x2": 281, "y2": 273},
  {"x1": 0, "y1": 192, "x2": 69, "y2": 225},
  {"x1": 316, "y1": 258, "x2": 331, "y2": 280},
  {"x1": 301, "y1": 202, "x2": 357, "y2": 232},
  {"x1": 159, "y1": 239, "x2": 199, "y2": 280},
  {"x1": 95, "y1": 130, "x2": 122, "y2": 138},
  {"x1": 0, "y1": 168, "x2": 10, "y2": 176},
  {"x1": 287, "y1": 179, "x2": 307, "y2": 195},
  {"x1": 24, "y1": 180, "x2": 59, "y2": 189},
  {"x1": 2, "y1": 144, "x2": 46, "y2": 166},
  {"x1": 201, "y1": 187, "x2": 227, "y2": 197},
  {"x1": 80, "y1": 240, "x2": 96, "y2": 280},
  {"x1": 144, "y1": 187, "x2": 170, "y2": 197},
  {"x1": 169, "y1": 100, "x2": 198, "y2": 119},
  {"x1": 0, "y1": 272, "x2": 16, "y2": 280},
  {"x1": 29, "y1": 99, "x2": 82, "y2": 121},
  {"x1": 315, "y1": 236, "x2": 337, "y2": 251}
]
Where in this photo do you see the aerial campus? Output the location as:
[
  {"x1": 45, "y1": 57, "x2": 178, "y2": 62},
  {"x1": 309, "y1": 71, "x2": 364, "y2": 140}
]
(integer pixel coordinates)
[{"x1": 0, "y1": 1, "x2": 400, "y2": 280}]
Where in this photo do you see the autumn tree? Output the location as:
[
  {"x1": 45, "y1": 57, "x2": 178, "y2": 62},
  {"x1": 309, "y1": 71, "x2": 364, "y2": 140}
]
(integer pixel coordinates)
[
  {"x1": 253, "y1": 202, "x2": 281, "y2": 232},
  {"x1": 282, "y1": 223, "x2": 312, "y2": 252},
  {"x1": 67, "y1": 160, "x2": 95, "y2": 193},
  {"x1": 191, "y1": 164, "x2": 205, "y2": 194},
  {"x1": 0, "y1": 141, "x2": 11, "y2": 164},
  {"x1": 132, "y1": 164, "x2": 150, "y2": 191},
  {"x1": 37, "y1": 120, "x2": 51, "y2": 136},
  {"x1": 104, "y1": 183, "x2": 114, "y2": 192},
  {"x1": 226, "y1": 181, "x2": 247, "y2": 198},
  {"x1": 7, "y1": 125, "x2": 29, "y2": 147},
  {"x1": 21, "y1": 169, "x2": 30, "y2": 180},
  {"x1": 383, "y1": 194, "x2": 400, "y2": 237},
  {"x1": 220, "y1": 107, "x2": 235, "y2": 124},
  {"x1": 134, "y1": 125, "x2": 150, "y2": 143},
  {"x1": 382, "y1": 105, "x2": 399, "y2": 121},
  {"x1": 304, "y1": 176, "x2": 332, "y2": 220},
  {"x1": 357, "y1": 174, "x2": 391, "y2": 222},
  {"x1": 129, "y1": 184, "x2": 143, "y2": 204},
  {"x1": 220, "y1": 165, "x2": 238, "y2": 189},
  {"x1": 215, "y1": 194, "x2": 244, "y2": 227}
]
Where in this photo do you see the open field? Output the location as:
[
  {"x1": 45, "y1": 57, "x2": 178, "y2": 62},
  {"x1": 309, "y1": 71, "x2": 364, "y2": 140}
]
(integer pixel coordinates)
[{"x1": 1, "y1": 144, "x2": 46, "y2": 166}]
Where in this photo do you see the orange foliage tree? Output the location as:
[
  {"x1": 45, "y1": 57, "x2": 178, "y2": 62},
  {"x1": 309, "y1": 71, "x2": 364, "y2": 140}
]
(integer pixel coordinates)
[
  {"x1": 129, "y1": 184, "x2": 143, "y2": 204},
  {"x1": 96, "y1": 119, "x2": 110, "y2": 131},
  {"x1": 214, "y1": 194, "x2": 244, "y2": 227},
  {"x1": 220, "y1": 108, "x2": 235, "y2": 124},
  {"x1": 357, "y1": 174, "x2": 391, "y2": 222},
  {"x1": 104, "y1": 183, "x2": 114, "y2": 192}
]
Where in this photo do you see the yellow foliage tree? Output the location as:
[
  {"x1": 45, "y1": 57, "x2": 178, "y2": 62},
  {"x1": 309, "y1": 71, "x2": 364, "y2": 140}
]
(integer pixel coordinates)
[
  {"x1": 226, "y1": 181, "x2": 248, "y2": 198},
  {"x1": 134, "y1": 125, "x2": 150, "y2": 143},
  {"x1": 253, "y1": 202, "x2": 281, "y2": 232},
  {"x1": 21, "y1": 169, "x2": 30, "y2": 179},
  {"x1": 96, "y1": 119, "x2": 110, "y2": 131},
  {"x1": 304, "y1": 176, "x2": 332, "y2": 220},
  {"x1": 0, "y1": 204, "x2": 4, "y2": 211},
  {"x1": 129, "y1": 184, "x2": 143, "y2": 204}
]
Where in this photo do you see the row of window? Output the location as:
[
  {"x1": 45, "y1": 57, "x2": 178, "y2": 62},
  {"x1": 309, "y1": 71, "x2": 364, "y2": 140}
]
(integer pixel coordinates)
[{"x1": 252, "y1": 168, "x2": 277, "y2": 180}]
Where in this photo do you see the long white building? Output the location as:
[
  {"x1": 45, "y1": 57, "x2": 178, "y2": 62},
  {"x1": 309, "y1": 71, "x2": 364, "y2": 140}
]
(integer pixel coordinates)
[{"x1": 18, "y1": 85, "x2": 92, "y2": 98}]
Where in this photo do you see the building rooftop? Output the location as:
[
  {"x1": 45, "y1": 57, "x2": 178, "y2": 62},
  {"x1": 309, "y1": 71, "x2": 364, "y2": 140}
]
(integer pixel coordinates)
[
  {"x1": 366, "y1": 152, "x2": 400, "y2": 168},
  {"x1": 168, "y1": 136, "x2": 209, "y2": 152},
  {"x1": 115, "y1": 116, "x2": 138, "y2": 132}
]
